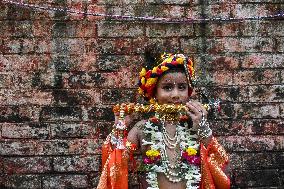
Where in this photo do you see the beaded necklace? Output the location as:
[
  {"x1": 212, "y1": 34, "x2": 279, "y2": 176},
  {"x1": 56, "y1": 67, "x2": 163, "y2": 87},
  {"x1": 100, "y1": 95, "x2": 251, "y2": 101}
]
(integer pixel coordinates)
[{"x1": 142, "y1": 116, "x2": 201, "y2": 189}]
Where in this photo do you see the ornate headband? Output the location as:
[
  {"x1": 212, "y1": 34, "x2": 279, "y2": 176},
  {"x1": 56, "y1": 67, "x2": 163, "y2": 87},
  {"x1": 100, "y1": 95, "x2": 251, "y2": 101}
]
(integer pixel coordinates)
[{"x1": 138, "y1": 53, "x2": 195, "y2": 104}]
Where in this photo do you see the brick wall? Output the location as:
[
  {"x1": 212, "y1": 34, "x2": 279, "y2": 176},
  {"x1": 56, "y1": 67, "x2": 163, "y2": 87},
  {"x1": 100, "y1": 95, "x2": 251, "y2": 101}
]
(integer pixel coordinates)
[{"x1": 0, "y1": 0, "x2": 283, "y2": 188}]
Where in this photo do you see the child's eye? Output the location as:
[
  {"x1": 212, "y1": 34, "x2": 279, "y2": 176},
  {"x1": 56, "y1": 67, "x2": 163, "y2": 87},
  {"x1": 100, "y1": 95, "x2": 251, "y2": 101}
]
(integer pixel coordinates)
[
  {"x1": 178, "y1": 84, "x2": 187, "y2": 90},
  {"x1": 162, "y1": 85, "x2": 173, "y2": 91}
]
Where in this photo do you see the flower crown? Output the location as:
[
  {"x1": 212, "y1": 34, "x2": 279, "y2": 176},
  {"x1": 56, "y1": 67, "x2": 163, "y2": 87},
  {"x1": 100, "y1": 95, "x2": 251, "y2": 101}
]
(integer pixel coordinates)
[{"x1": 138, "y1": 53, "x2": 195, "y2": 104}]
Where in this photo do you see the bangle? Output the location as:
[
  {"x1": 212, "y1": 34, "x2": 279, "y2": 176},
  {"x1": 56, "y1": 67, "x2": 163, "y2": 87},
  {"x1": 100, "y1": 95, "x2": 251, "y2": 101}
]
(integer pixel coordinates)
[
  {"x1": 197, "y1": 114, "x2": 212, "y2": 140},
  {"x1": 197, "y1": 127, "x2": 212, "y2": 140}
]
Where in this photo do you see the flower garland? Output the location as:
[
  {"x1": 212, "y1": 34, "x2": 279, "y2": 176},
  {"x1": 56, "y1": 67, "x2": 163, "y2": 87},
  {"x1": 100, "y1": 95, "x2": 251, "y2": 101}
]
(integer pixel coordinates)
[{"x1": 141, "y1": 116, "x2": 201, "y2": 189}]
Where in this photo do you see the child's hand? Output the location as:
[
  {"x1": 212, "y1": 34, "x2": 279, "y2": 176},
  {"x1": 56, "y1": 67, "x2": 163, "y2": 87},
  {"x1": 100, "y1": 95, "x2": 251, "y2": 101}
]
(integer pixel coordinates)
[
  {"x1": 185, "y1": 100, "x2": 208, "y2": 130},
  {"x1": 114, "y1": 103, "x2": 136, "y2": 128}
]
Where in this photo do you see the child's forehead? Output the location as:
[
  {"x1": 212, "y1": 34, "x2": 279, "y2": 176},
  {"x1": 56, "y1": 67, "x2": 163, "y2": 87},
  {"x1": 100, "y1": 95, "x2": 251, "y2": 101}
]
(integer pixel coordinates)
[{"x1": 159, "y1": 72, "x2": 187, "y2": 82}]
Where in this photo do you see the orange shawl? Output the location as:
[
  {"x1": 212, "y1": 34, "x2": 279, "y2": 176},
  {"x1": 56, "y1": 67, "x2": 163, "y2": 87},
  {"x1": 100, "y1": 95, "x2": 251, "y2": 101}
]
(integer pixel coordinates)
[{"x1": 97, "y1": 137, "x2": 230, "y2": 189}]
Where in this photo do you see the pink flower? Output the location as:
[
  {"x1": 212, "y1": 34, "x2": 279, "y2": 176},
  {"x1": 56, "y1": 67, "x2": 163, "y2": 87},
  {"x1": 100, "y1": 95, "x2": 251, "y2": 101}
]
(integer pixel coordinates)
[
  {"x1": 143, "y1": 155, "x2": 161, "y2": 164},
  {"x1": 181, "y1": 151, "x2": 201, "y2": 166}
]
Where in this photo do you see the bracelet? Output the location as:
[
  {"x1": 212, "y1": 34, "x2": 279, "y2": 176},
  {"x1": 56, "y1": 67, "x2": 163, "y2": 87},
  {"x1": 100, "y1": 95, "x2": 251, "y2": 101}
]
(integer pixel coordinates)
[
  {"x1": 197, "y1": 127, "x2": 212, "y2": 140},
  {"x1": 197, "y1": 114, "x2": 212, "y2": 140}
]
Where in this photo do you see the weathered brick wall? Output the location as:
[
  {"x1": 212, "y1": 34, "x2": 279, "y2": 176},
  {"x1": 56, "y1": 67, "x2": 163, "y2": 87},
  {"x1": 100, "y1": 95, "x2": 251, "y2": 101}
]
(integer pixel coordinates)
[{"x1": 0, "y1": 0, "x2": 283, "y2": 188}]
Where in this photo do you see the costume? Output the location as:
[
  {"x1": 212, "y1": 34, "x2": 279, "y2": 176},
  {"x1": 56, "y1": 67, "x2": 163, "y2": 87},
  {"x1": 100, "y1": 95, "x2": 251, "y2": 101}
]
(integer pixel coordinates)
[{"x1": 97, "y1": 54, "x2": 230, "y2": 189}]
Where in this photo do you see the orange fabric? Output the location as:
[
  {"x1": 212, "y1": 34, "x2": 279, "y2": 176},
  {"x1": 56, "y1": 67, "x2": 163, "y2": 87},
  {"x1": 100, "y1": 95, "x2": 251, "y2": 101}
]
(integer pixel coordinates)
[
  {"x1": 97, "y1": 137, "x2": 230, "y2": 189},
  {"x1": 200, "y1": 137, "x2": 230, "y2": 189},
  {"x1": 97, "y1": 142, "x2": 129, "y2": 189}
]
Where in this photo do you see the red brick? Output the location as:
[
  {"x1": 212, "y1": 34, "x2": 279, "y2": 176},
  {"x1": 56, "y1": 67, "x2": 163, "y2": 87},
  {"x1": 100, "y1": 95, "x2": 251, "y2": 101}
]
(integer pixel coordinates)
[
  {"x1": 0, "y1": 55, "x2": 51, "y2": 72},
  {"x1": 123, "y1": 4, "x2": 185, "y2": 19},
  {"x1": 270, "y1": 21, "x2": 284, "y2": 37},
  {"x1": 206, "y1": 3, "x2": 232, "y2": 18},
  {"x1": 218, "y1": 135, "x2": 284, "y2": 152},
  {"x1": 62, "y1": 71, "x2": 107, "y2": 89},
  {"x1": 102, "y1": 88, "x2": 137, "y2": 104},
  {"x1": 7, "y1": 20, "x2": 33, "y2": 38},
  {"x1": 96, "y1": 0, "x2": 122, "y2": 5},
  {"x1": 2, "y1": 38, "x2": 22, "y2": 54},
  {"x1": 50, "y1": 122, "x2": 92, "y2": 138},
  {"x1": 275, "y1": 37, "x2": 284, "y2": 52},
  {"x1": 37, "y1": 139, "x2": 101, "y2": 155},
  {"x1": 232, "y1": 4, "x2": 271, "y2": 19},
  {"x1": 280, "y1": 103, "x2": 284, "y2": 118},
  {"x1": 272, "y1": 54, "x2": 284, "y2": 68},
  {"x1": 181, "y1": 37, "x2": 203, "y2": 54},
  {"x1": 234, "y1": 169, "x2": 281, "y2": 187},
  {"x1": 211, "y1": 120, "x2": 248, "y2": 136},
  {"x1": 234, "y1": 103, "x2": 280, "y2": 119},
  {"x1": 241, "y1": 152, "x2": 279, "y2": 169},
  {"x1": 0, "y1": 106, "x2": 39, "y2": 122},
  {"x1": 87, "y1": 4, "x2": 106, "y2": 21},
  {"x1": 34, "y1": 38, "x2": 52, "y2": 54},
  {"x1": 242, "y1": 53, "x2": 273, "y2": 68},
  {"x1": 3, "y1": 157, "x2": 51, "y2": 174},
  {"x1": 248, "y1": 85, "x2": 284, "y2": 102},
  {"x1": 145, "y1": 37, "x2": 181, "y2": 54},
  {"x1": 208, "y1": 54, "x2": 240, "y2": 70},
  {"x1": 43, "y1": 175, "x2": 88, "y2": 189},
  {"x1": 33, "y1": 20, "x2": 53, "y2": 37},
  {"x1": 0, "y1": 140, "x2": 36, "y2": 155},
  {"x1": 49, "y1": 21, "x2": 97, "y2": 38},
  {"x1": 75, "y1": 54, "x2": 97, "y2": 71},
  {"x1": 3, "y1": 175, "x2": 41, "y2": 189},
  {"x1": 246, "y1": 119, "x2": 284, "y2": 135},
  {"x1": 208, "y1": 86, "x2": 248, "y2": 102},
  {"x1": 52, "y1": 38, "x2": 87, "y2": 55},
  {"x1": 198, "y1": 22, "x2": 240, "y2": 37},
  {"x1": 53, "y1": 155, "x2": 100, "y2": 172},
  {"x1": 0, "y1": 89, "x2": 54, "y2": 106},
  {"x1": 96, "y1": 55, "x2": 142, "y2": 72},
  {"x1": 24, "y1": 107, "x2": 42, "y2": 122},
  {"x1": 239, "y1": 20, "x2": 278, "y2": 37},
  {"x1": 0, "y1": 3, "x2": 8, "y2": 20},
  {"x1": 52, "y1": 89, "x2": 101, "y2": 105},
  {"x1": 234, "y1": 69, "x2": 281, "y2": 85},
  {"x1": 40, "y1": 106, "x2": 82, "y2": 122},
  {"x1": 50, "y1": 54, "x2": 97, "y2": 72},
  {"x1": 206, "y1": 38, "x2": 226, "y2": 54},
  {"x1": 87, "y1": 105, "x2": 114, "y2": 121},
  {"x1": 96, "y1": 38, "x2": 132, "y2": 54},
  {"x1": 146, "y1": 23, "x2": 194, "y2": 37},
  {"x1": 211, "y1": 70, "x2": 234, "y2": 86},
  {"x1": 0, "y1": 21, "x2": 12, "y2": 38},
  {"x1": 0, "y1": 73, "x2": 12, "y2": 88},
  {"x1": 97, "y1": 22, "x2": 144, "y2": 37},
  {"x1": 1, "y1": 123, "x2": 49, "y2": 139}
]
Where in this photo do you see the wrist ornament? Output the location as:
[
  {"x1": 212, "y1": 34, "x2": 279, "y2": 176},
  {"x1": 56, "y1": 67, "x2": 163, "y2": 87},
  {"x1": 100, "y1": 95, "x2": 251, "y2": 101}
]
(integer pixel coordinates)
[{"x1": 197, "y1": 114, "x2": 212, "y2": 140}]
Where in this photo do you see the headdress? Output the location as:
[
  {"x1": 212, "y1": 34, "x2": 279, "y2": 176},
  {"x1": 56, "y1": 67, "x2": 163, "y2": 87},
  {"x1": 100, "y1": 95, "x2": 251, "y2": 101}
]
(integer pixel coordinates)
[{"x1": 138, "y1": 53, "x2": 195, "y2": 104}]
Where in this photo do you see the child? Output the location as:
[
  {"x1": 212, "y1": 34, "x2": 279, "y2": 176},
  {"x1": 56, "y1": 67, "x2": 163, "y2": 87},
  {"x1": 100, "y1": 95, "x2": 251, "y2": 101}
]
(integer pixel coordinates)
[{"x1": 97, "y1": 53, "x2": 230, "y2": 189}]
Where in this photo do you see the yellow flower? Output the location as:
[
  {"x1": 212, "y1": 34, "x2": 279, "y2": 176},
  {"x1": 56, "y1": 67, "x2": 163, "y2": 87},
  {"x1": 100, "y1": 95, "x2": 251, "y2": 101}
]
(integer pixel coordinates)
[
  {"x1": 140, "y1": 68, "x2": 146, "y2": 77},
  {"x1": 186, "y1": 147, "x2": 197, "y2": 156},
  {"x1": 164, "y1": 57, "x2": 173, "y2": 63},
  {"x1": 141, "y1": 77, "x2": 146, "y2": 85},
  {"x1": 146, "y1": 149, "x2": 160, "y2": 158},
  {"x1": 145, "y1": 78, "x2": 157, "y2": 87},
  {"x1": 176, "y1": 57, "x2": 184, "y2": 64},
  {"x1": 160, "y1": 66, "x2": 169, "y2": 72},
  {"x1": 149, "y1": 98, "x2": 156, "y2": 104},
  {"x1": 138, "y1": 87, "x2": 144, "y2": 94},
  {"x1": 152, "y1": 66, "x2": 158, "y2": 74}
]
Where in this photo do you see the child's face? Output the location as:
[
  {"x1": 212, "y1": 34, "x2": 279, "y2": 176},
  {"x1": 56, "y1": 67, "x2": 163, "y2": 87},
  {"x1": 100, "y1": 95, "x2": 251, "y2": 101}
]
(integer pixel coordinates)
[{"x1": 155, "y1": 72, "x2": 189, "y2": 104}]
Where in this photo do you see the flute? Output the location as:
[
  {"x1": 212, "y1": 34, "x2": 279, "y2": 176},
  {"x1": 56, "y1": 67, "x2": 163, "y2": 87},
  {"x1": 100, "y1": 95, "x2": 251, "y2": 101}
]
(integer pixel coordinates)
[{"x1": 113, "y1": 101, "x2": 220, "y2": 115}]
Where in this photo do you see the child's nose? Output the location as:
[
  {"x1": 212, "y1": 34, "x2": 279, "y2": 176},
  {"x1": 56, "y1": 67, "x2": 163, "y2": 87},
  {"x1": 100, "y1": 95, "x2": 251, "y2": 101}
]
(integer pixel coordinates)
[{"x1": 171, "y1": 88, "x2": 180, "y2": 98}]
